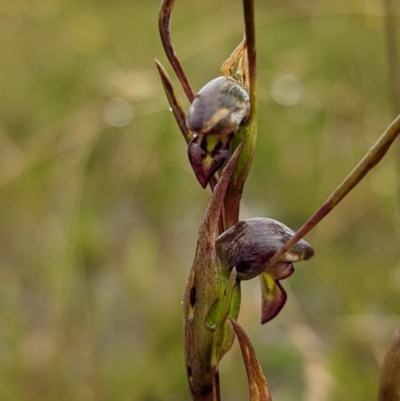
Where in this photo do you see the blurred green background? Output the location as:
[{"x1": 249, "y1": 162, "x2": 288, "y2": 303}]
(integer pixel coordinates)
[{"x1": 0, "y1": 0, "x2": 399, "y2": 400}]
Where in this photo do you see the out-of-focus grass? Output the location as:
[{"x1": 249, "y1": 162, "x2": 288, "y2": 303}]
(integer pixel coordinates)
[{"x1": 0, "y1": 0, "x2": 399, "y2": 400}]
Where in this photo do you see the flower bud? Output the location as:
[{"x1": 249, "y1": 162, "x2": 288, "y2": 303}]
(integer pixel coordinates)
[{"x1": 216, "y1": 217, "x2": 314, "y2": 280}]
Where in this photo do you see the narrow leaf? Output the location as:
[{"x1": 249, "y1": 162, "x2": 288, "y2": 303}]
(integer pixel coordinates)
[
  {"x1": 155, "y1": 59, "x2": 192, "y2": 144},
  {"x1": 229, "y1": 318, "x2": 272, "y2": 401},
  {"x1": 158, "y1": 0, "x2": 194, "y2": 102}
]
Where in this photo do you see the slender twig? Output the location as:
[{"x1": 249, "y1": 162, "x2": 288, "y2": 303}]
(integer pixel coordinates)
[
  {"x1": 158, "y1": 0, "x2": 195, "y2": 102},
  {"x1": 261, "y1": 114, "x2": 400, "y2": 272}
]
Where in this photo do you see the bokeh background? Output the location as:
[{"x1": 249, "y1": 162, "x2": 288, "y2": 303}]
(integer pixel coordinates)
[{"x1": 0, "y1": 0, "x2": 400, "y2": 400}]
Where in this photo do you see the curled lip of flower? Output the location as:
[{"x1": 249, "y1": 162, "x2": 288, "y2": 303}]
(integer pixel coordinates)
[
  {"x1": 187, "y1": 133, "x2": 232, "y2": 188},
  {"x1": 215, "y1": 217, "x2": 314, "y2": 281}
]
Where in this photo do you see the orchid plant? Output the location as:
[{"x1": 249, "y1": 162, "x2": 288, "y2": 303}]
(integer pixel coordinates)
[{"x1": 155, "y1": 0, "x2": 400, "y2": 400}]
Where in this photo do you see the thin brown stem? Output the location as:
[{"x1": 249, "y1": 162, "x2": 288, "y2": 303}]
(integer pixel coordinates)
[
  {"x1": 243, "y1": 0, "x2": 257, "y2": 124},
  {"x1": 223, "y1": 0, "x2": 258, "y2": 229},
  {"x1": 261, "y1": 114, "x2": 400, "y2": 272},
  {"x1": 155, "y1": 59, "x2": 192, "y2": 144},
  {"x1": 158, "y1": 0, "x2": 195, "y2": 102},
  {"x1": 212, "y1": 370, "x2": 221, "y2": 401}
]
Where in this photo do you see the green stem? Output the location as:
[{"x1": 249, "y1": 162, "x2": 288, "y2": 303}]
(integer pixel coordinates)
[{"x1": 223, "y1": 0, "x2": 257, "y2": 228}]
